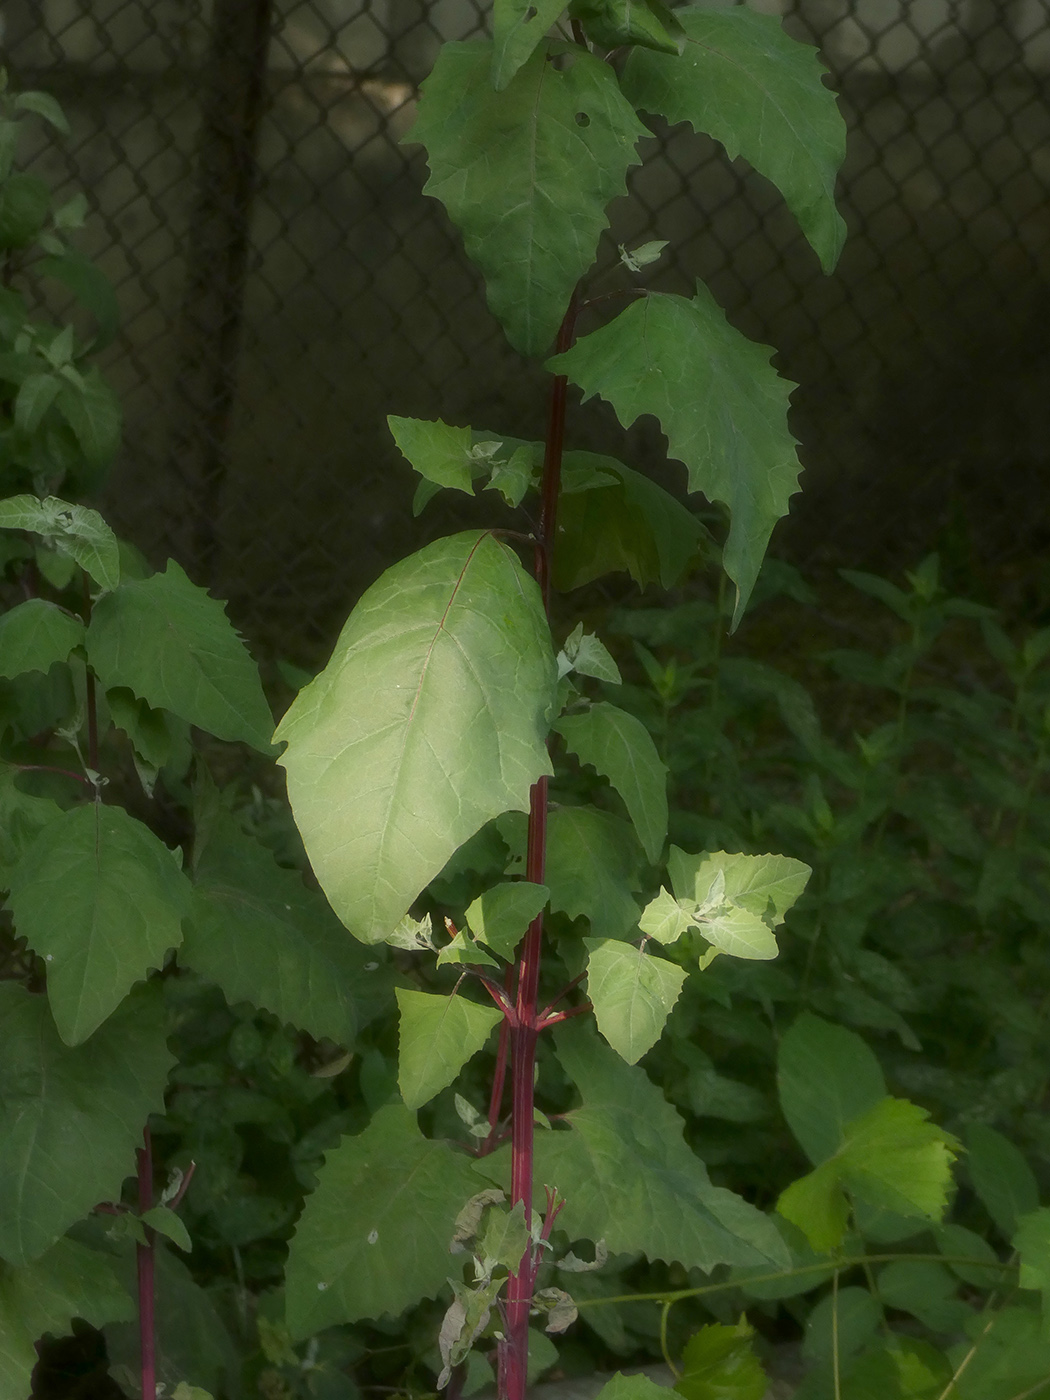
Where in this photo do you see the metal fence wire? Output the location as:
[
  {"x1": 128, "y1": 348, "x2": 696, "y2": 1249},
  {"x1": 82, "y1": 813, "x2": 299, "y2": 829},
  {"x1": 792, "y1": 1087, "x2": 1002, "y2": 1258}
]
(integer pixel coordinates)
[{"x1": 5, "y1": 0, "x2": 1050, "y2": 659}]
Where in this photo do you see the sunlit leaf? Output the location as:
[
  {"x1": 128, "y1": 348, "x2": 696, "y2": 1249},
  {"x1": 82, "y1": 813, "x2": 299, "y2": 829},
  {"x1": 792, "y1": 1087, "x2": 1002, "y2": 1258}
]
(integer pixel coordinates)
[
  {"x1": 465, "y1": 881, "x2": 550, "y2": 961},
  {"x1": 396, "y1": 989, "x2": 503, "y2": 1109},
  {"x1": 585, "y1": 937, "x2": 686, "y2": 1063},
  {"x1": 0, "y1": 494, "x2": 119, "y2": 592}
]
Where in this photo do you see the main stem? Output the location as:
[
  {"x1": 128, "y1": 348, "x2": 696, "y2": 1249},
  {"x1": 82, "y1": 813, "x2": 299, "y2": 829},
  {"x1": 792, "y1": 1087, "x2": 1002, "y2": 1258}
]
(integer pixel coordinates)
[
  {"x1": 137, "y1": 1127, "x2": 157, "y2": 1400},
  {"x1": 497, "y1": 293, "x2": 578, "y2": 1400}
]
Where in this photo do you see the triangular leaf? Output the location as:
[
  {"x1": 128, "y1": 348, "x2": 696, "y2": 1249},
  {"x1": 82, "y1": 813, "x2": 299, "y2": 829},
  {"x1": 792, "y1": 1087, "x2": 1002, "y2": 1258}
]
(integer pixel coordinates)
[
  {"x1": 0, "y1": 598, "x2": 84, "y2": 679},
  {"x1": 585, "y1": 937, "x2": 686, "y2": 1063},
  {"x1": 181, "y1": 810, "x2": 369, "y2": 1046},
  {"x1": 7, "y1": 803, "x2": 190, "y2": 1044},
  {"x1": 556, "y1": 702, "x2": 668, "y2": 862},
  {"x1": 409, "y1": 41, "x2": 647, "y2": 355},
  {"x1": 777, "y1": 1012, "x2": 886, "y2": 1166},
  {"x1": 668, "y1": 848, "x2": 810, "y2": 922},
  {"x1": 554, "y1": 452, "x2": 704, "y2": 593},
  {"x1": 537, "y1": 1023, "x2": 790, "y2": 1272},
  {"x1": 276, "y1": 532, "x2": 556, "y2": 943},
  {"x1": 284, "y1": 1103, "x2": 480, "y2": 1338},
  {"x1": 0, "y1": 494, "x2": 119, "y2": 592},
  {"x1": 0, "y1": 982, "x2": 174, "y2": 1265},
  {"x1": 621, "y1": 5, "x2": 846, "y2": 272},
  {"x1": 86, "y1": 560, "x2": 273, "y2": 750},
  {"x1": 388, "y1": 416, "x2": 476, "y2": 496},
  {"x1": 700, "y1": 903, "x2": 778, "y2": 961},
  {"x1": 639, "y1": 887, "x2": 696, "y2": 945},
  {"x1": 465, "y1": 881, "x2": 549, "y2": 961},
  {"x1": 548, "y1": 286, "x2": 800, "y2": 625},
  {"x1": 396, "y1": 988, "x2": 503, "y2": 1110},
  {"x1": 675, "y1": 1319, "x2": 767, "y2": 1400},
  {"x1": 838, "y1": 1098, "x2": 960, "y2": 1221},
  {"x1": 545, "y1": 805, "x2": 642, "y2": 938},
  {"x1": 0, "y1": 1238, "x2": 133, "y2": 1398}
]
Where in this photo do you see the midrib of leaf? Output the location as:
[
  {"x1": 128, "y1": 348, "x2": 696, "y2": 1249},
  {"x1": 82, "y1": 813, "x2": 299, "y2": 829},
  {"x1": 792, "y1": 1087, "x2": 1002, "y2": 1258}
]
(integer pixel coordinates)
[{"x1": 374, "y1": 532, "x2": 489, "y2": 905}]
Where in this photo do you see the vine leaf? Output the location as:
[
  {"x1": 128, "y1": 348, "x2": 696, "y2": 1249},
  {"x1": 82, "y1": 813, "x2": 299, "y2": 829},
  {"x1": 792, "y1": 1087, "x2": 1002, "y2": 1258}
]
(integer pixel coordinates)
[
  {"x1": 284, "y1": 1103, "x2": 480, "y2": 1339},
  {"x1": 536, "y1": 1022, "x2": 790, "y2": 1271},
  {"x1": 0, "y1": 494, "x2": 119, "y2": 592},
  {"x1": 0, "y1": 598, "x2": 84, "y2": 679},
  {"x1": 0, "y1": 1238, "x2": 133, "y2": 1398},
  {"x1": 492, "y1": 0, "x2": 568, "y2": 89},
  {"x1": 7, "y1": 803, "x2": 191, "y2": 1045},
  {"x1": 86, "y1": 561, "x2": 274, "y2": 750},
  {"x1": 465, "y1": 881, "x2": 550, "y2": 961},
  {"x1": 396, "y1": 988, "x2": 503, "y2": 1110},
  {"x1": 556, "y1": 702, "x2": 668, "y2": 862},
  {"x1": 275, "y1": 531, "x2": 556, "y2": 945},
  {"x1": 777, "y1": 1097, "x2": 960, "y2": 1252},
  {"x1": 0, "y1": 982, "x2": 174, "y2": 1265},
  {"x1": 585, "y1": 938, "x2": 687, "y2": 1063},
  {"x1": 621, "y1": 5, "x2": 847, "y2": 273},
  {"x1": 409, "y1": 41, "x2": 647, "y2": 356},
  {"x1": 554, "y1": 452, "x2": 705, "y2": 593},
  {"x1": 182, "y1": 810, "x2": 375, "y2": 1047},
  {"x1": 548, "y1": 286, "x2": 800, "y2": 626}
]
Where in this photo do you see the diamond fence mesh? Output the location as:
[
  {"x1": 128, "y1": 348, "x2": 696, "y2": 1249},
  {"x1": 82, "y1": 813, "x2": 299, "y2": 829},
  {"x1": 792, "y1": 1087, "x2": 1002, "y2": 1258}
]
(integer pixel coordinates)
[{"x1": 6, "y1": 0, "x2": 1050, "y2": 661}]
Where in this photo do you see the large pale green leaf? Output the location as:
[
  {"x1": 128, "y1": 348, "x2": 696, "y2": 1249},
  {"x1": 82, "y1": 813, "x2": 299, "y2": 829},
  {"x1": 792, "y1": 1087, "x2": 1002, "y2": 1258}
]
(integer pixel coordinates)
[
  {"x1": 492, "y1": 0, "x2": 567, "y2": 89},
  {"x1": 777, "y1": 1012, "x2": 885, "y2": 1166},
  {"x1": 86, "y1": 561, "x2": 273, "y2": 750},
  {"x1": 396, "y1": 989, "x2": 503, "y2": 1109},
  {"x1": 7, "y1": 803, "x2": 190, "y2": 1045},
  {"x1": 536, "y1": 1023, "x2": 789, "y2": 1271},
  {"x1": 584, "y1": 937, "x2": 686, "y2": 1063},
  {"x1": 0, "y1": 599, "x2": 85, "y2": 679},
  {"x1": 181, "y1": 810, "x2": 371, "y2": 1046},
  {"x1": 621, "y1": 5, "x2": 846, "y2": 272},
  {"x1": 409, "y1": 41, "x2": 647, "y2": 355},
  {"x1": 0, "y1": 1238, "x2": 133, "y2": 1398},
  {"x1": 0, "y1": 494, "x2": 119, "y2": 592},
  {"x1": 545, "y1": 806, "x2": 643, "y2": 938},
  {"x1": 553, "y1": 451, "x2": 704, "y2": 593},
  {"x1": 548, "y1": 286, "x2": 800, "y2": 625},
  {"x1": 0, "y1": 982, "x2": 174, "y2": 1265},
  {"x1": 465, "y1": 880, "x2": 549, "y2": 961},
  {"x1": 285, "y1": 1103, "x2": 480, "y2": 1339},
  {"x1": 556, "y1": 703, "x2": 668, "y2": 862},
  {"x1": 669, "y1": 848, "x2": 810, "y2": 922},
  {"x1": 274, "y1": 532, "x2": 556, "y2": 944}
]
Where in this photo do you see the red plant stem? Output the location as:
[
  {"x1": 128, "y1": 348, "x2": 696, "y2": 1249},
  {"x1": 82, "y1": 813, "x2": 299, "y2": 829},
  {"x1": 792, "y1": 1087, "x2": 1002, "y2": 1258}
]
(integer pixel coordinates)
[
  {"x1": 137, "y1": 1128, "x2": 156, "y2": 1400},
  {"x1": 498, "y1": 294, "x2": 580, "y2": 1400}
]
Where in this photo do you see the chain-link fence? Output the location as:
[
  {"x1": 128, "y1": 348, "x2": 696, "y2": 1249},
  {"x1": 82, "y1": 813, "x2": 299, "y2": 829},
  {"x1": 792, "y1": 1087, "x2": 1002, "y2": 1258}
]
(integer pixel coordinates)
[{"x1": 7, "y1": 0, "x2": 1050, "y2": 659}]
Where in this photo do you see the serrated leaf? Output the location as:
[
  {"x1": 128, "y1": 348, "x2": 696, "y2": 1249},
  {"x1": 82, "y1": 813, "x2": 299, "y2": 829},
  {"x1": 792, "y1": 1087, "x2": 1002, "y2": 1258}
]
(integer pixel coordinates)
[
  {"x1": 409, "y1": 41, "x2": 647, "y2": 356},
  {"x1": 0, "y1": 982, "x2": 174, "y2": 1265},
  {"x1": 840, "y1": 1098, "x2": 959, "y2": 1220},
  {"x1": 0, "y1": 1238, "x2": 133, "y2": 1399},
  {"x1": 545, "y1": 805, "x2": 642, "y2": 938},
  {"x1": 397, "y1": 989, "x2": 503, "y2": 1110},
  {"x1": 7, "y1": 803, "x2": 190, "y2": 1045},
  {"x1": 700, "y1": 903, "x2": 778, "y2": 960},
  {"x1": 559, "y1": 624, "x2": 622, "y2": 684},
  {"x1": 548, "y1": 286, "x2": 800, "y2": 625},
  {"x1": 388, "y1": 416, "x2": 476, "y2": 496},
  {"x1": 465, "y1": 881, "x2": 549, "y2": 961},
  {"x1": 670, "y1": 847, "x2": 810, "y2": 920},
  {"x1": 556, "y1": 702, "x2": 667, "y2": 862},
  {"x1": 0, "y1": 494, "x2": 120, "y2": 592},
  {"x1": 621, "y1": 6, "x2": 846, "y2": 272},
  {"x1": 585, "y1": 937, "x2": 686, "y2": 1063},
  {"x1": 777, "y1": 1012, "x2": 886, "y2": 1165},
  {"x1": 538, "y1": 1022, "x2": 790, "y2": 1272},
  {"x1": 86, "y1": 559, "x2": 273, "y2": 750},
  {"x1": 639, "y1": 887, "x2": 696, "y2": 945},
  {"x1": 275, "y1": 532, "x2": 556, "y2": 944},
  {"x1": 0, "y1": 598, "x2": 84, "y2": 678},
  {"x1": 181, "y1": 811, "x2": 364, "y2": 1046},
  {"x1": 554, "y1": 451, "x2": 703, "y2": 593},
  {"x1": 141, "y1": 1206, "x2": 192, "y2": 1253},
  {"x1": 966, "y1": 1122, "x2": 1039, "y2": 1238},
  {"x1": 284, "y1": 1103, "x2": 480, "y2": 1338},
  {"x1": 676, "y1": 1319, "x2": 767, "y2": 1400}
]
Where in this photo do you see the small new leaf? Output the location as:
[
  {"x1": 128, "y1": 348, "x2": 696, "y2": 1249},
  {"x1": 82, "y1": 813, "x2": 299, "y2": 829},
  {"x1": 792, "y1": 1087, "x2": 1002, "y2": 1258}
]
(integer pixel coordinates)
[
  {"x1": 639, "y1": 887, "x2": 697, "y2": 945},
  {"x1": 619, "y1": 239, "x2": 668, "y2": 272},
  {"x1": 533, "y1": 1287, "x2": 577, "y2": 1334}
]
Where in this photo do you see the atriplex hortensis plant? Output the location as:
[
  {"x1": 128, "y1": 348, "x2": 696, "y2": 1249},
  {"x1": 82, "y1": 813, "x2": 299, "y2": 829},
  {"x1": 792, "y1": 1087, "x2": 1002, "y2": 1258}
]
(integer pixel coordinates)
[{"x1": 272, "y1": 6, "x2": 861, "y2": 1399}]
